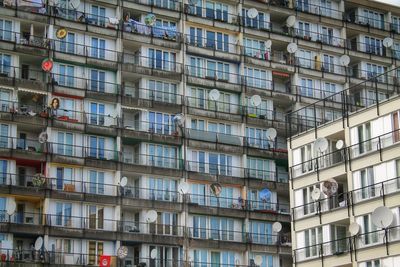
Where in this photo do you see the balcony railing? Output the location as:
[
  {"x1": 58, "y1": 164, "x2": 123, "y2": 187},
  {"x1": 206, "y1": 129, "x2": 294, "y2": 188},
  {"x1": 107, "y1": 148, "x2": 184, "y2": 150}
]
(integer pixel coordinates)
[
  {"x1": 349, "y1": 14, "x2": 390, "y2": 31},
  {"x1": 295, "y1": 0, "x2": 343, "y2": 19},
  {"x1": 293, "y1": 28, "x2": 347, "y2": 48},
  {"x1": 123, "y1": 54, "x2": 183, "y2": 73},
  {"x1": 185, "y1": 65, "x2": 240, "y2": 84},
  {"x1": 295, "y1": 57, "x2": 346, "y2": 75},
  {"x1": 122, "y1": 153, "x2": 182, "y2": 169},
  {"x1": 185, "y1": 34, "x2": 239, "y2": 54},
  {"x1": 125, "y1": 0, "x2": 181, "y2": 11},
  {"x1": 123, "y1": 86, "x2": 183, "y2": 105},
  {"x1": 348, "y1": 41, "x2": 386, "y2": 57},
  {"x1": 123, "y1": 120, "x2": 178, "y2": 135},
  {"x1": 123, "y1": 21, "x2": 181, "y2": 42},
  {"x1": 184, "y1": 4, "x2": 239, "y2": 25}
]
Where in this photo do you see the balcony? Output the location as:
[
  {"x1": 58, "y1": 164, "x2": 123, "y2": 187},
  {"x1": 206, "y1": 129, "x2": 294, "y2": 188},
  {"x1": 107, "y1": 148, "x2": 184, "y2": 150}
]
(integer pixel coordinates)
[
  {"x1": 295, "y1": 0, "x2": 343, "y2": 20},
  {"x1": 184, "y1": 4, "x2": 239, "y2": 29},
  {"x1": 293, "y1": 29, "x2": 347, "y2": 49},
  {"x1": 125, "y1": 0, "x2": 181, "y2": 12},
  {"x1": 295, "y1": 57, "x2": 347, "y2": 76},
  {"x1": 122, "y1": 153, "x2": 181, "y2": 170},
  {"x1": 347, "y1": 14, "x2": 390, "y2": 31}
]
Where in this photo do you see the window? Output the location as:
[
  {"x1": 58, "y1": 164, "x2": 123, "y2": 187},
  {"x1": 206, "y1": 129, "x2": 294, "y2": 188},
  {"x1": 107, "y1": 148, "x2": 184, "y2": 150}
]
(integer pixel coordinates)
[
  {"x1": 191, "y1": 183, "x2": 206, "y2": 205},
  {"x1": 392, "y1": 16, "x2": 400, "y2": 33},
  {"x1": 90, "y1": 69, "x2": 105, "y2": 92},
  {"x1": 209, "y1": 153, "x2": 232, "y2": 175},
  {"x1": 193, "y1": 250, "x2": 207, "y2": 267},
  {"x1": 153, "y1": 0, "x2": 176, "y2": 10},
  {"x1": 393, "y1": 42, "x2": 400, "y2": 60},
  {"x1": 148, "y1": 80, "x2": 177, "y2": 103},
  {"x1": 298, "y1": 21, "x2": 311, "y2": 38},
  {"x1": 205, "y1": 30, "x2": 229, "y2": 52},
  {"x1": 300, "y1": 78, "x2": 313, "y2": 97},
  {"x1": 91, "y1": 5, "x2": 106, "y2": 27},
  {"x1": 56, "y1": 167, "x2": 73, "y2": 190},
  {"x1": 248, "y1": 188, "x2": 276, "y2": 211},
  {"x1": 0, "y1": 124, "x2": 8, "y2": 148},
  {"x1": 189, "y1": 56, "x2": 203, "y2": 77},
  {"x1": 360, "y1": 167, "x2": 375, "y2": 199},
  {"x1": 304, "y1": 227, "x2": 323, "y2": 258},
  {"x1": 330, "y1": 225, "x2": 347, "y2": 253},
  {"x1": 357, "y1": 122, "x2": 371, "y2": 154},
  {"x1": 58, "y1": 98, "x2": 75, "y2": 119},
  {"x1": 89, "y1": 170, "x2": 104, "y2": 195},
  {"x1": 149, "y1": 212, "x2": 177, "y2": 235},
  {"x1": 58, "y1": 64, "x2": 74, "y2": 87},
  {"x1": 57, "y1": 132, "x2": 73, "y2": 156},
  {"x1": 90, "y1": 102, "x2": 105, "y2": 126},
  {"x1": 250, "y1": 221, "x2": 273, "y2": 244},
  {"x1": 191, "y1": 150, "x2": 206, "y2": 173},
  {"x1": 0, "y1": 160, "x2": 7, "y2": 184},
  {"x1": 366, "y1": 63, "x2": 385, "y2": 82},
  {"x1": 323, "y1": 82, "x2": 337, "y2": 98},
  {"x1": 0, "y1": 53, "x2": 11, "y2": 76},
  {"x1": 296, "y1": 0, "x2": 310, "y2": 12},
  {"x1": 246, "y1": 97, "x2": 273, "y2": 119},
  {"x1": 297, "y1": 49, "x2": 312, "y2": 68},
  {"x1": 147, "y1": 144, "x2": 177, "y2": 168},
  {"x1": 189, "y1": 87, "x2": 233, "y2": 113},
  {"x1": 249, "y1": 253, "x2": 274, "y2": 267},
  {"x1": 242, "y1": 9, "x2": 268, "y2": 30},
  {"x1": 149, "y1": 177, "x2": 177, "y2": 201},
  {"x1": 322, "y1": 54, "x2": 334, "y2": 73},
  {"x1": 212, "y1": 187, "x2": 233, "y2": 208},
  {"x1": 0, "y1": 19, "x2": 12, "y2": 41},
  {"x1": 55, "y1": 202, "x2": 72, "y2": 226},
  {"x1": 89, "y1": 136, "x2": 105, "y2": 159},
  {"x1": 362, "y1": 214, "x2": 379, "y2": 245},
  {"x1": 300, "y1": 143, "x2": 314, "y2": 173},
  {"x1": 365, "y1": 36, "x2": 383, "y2": 56},
  {"x1": 0, "y1": 89, "x2": 10, "y2": 112},
  {"x1": 245, "y1": 127, "x2": 273, "y2": 149},
  {"x1": 321, "y1": 26, "x2": 333, "y2": 45},
  {"x1": 59, "y1": 32, "x2": 75, "y2": 54},
  {"x1": 247, "y1": 157, "x2": 275, "y2": 180},
  {"x1": 320, "y1": 0, "x2": 332, "y2": 17},
  {"x1": 88, "y1": 205, "x2": 104, "y2": 229},
  {"x1": 149, "y1": 112, "x2": 175, "y2": 135},
  {"x1": 244, "y1": 67, "x2": 271, "y2": 89},
  {"x1": 244, "y1": 38, "x2": 267, "y2": 58},
  {"x1": 365, "y1": 260, "x2": 381, "y2": 267},
  {"x1": 88, "y1": 241, "x2": 103, "y2": 265},
  {"x1": 210, "y1": 217, "x2": 234, "y2": 240},
  {"x1": 207, "y1": 122, "x2": 231, "y2": 134},
  {"x1": 362, "y1": 9, "x2": 384, "y2": 30},
  {"x1": 91, "y1": 37, "x2": 105, "y2": 59},
  {"x1": 189, "y1": 27, "x2": 203, "y2": 47},
  {"x1": 148, "y1": 49, "x2": 176, "y2": 71},
  {"x1": 205, "y1": 1, "x2": 228, "y2": 21},
  {"x1": 55, "y1": 239, "x2": 73, "y2": 253},
  {"x1": 206, "y1": 60, "x2": 229, "y2": 81}
]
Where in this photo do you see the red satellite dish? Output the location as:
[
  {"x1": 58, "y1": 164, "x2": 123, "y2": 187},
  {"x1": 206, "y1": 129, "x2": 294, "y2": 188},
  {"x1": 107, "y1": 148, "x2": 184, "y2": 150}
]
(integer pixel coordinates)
[{"x1": 42, "y1": 58, "x2": 53, "y2": 72}]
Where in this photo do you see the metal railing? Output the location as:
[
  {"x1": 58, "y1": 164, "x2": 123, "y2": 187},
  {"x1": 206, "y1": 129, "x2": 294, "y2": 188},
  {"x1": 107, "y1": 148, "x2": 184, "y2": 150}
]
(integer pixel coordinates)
[
  {"x1": 123, "y1": 86, "x2": 183, "y2": 105},
  {"x1": 185, "y1": 65, "x2": 240, "y2": 84},
  {"x1": 123, "y1": 21, "x2": 181, "y2": 42},
  {"x1": 295, "y1": 57, "x2": 346, "y2": 75},
  {"x1": 293, "y1": 28, "x2": 347, "y2": 48},
  {"x1": 185, "y1": 34, "x2": 239, "y2": 54},
  {"x1": 122, "y1": 153, "x2": 182, "y2": 169},
  {"x1": 295, "y1": 0, "x2": 343, "y2": 19},
  {"x1": 122, "y1": 54, "x2": 182, "y2": 73},
  {"x1": 126, "y1": 0, "x2": 181, "y2": 11},
  {"x1": 184, "y1": 4, "x2": 239, "y2": 25},
  {"x1": 348, "y1": 14, "x2": 390, "y2": 31}
]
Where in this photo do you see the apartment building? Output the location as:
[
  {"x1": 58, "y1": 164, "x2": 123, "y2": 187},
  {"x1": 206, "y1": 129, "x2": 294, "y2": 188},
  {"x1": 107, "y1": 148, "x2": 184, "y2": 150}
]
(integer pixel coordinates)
[
  {"x1": 287, "y1": 63, "x2": 400, "y2": 265},
  {"x1": 0, "y1": 0, "x2": 398, "y2": 266}
]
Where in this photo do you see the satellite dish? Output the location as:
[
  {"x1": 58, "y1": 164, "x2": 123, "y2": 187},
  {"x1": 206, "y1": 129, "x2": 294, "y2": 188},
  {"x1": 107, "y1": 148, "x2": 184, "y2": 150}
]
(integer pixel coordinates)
[
  {"x1": 189, "y1": 0, "x2": 199, "y2": 5},
  {"x1": 314, "y1": 137, "x2": 329, "y2": 153},
  {"x1": 372, "y1": 206, "x2": 394, "y2": 228},
  {"x1": 322, "y1": 179, "x2": 338, "y2": 197},
  {"x1": 286, "y1": 15, "x2": 296, "y2": 27},
  {"x1": 38, "y1": 132, "x2": 48, "y2": 144},
  {"x1": 339, "y1": 55, "x2": 350, "y2": 66},
  {"x1": 336, "y1": 140, "x2": 344, "y2": 150},
  {"x1": 34, "y1": 237, "x2": 43, "y2": 250},
  {"x1": 209, "y1": 89, "x2": 220, "y2": 101},
  {"x1": 349, "y1": 222, "x2": 360, "y2": 236},
  {"x1": 259, "y1": 188, "x2": 271, "y2": 201},
  {"x1": 150, "y1": 248, "x2": 157, "y2": 259},
  {"x1": 41, "y1": 58, "x2": 53, "y2": 72},
  {"x1": 210, "y1": 183, "x2": 222, "y2": 197},
  {"x1": 247, "y1": 8, "x2": 259, "y2": 19},
  {"x1": 117, "y1": 246, "x2": 128, "y2": 259},
  {"x1": 6, "y1": 200, "x2": 16, "y2": 215},
  {"x1": 250, "y1": 95, "x2": 262, "y2": 107},
  {"x1": 265, "y1": 40, "x2": 272, "y2": 49},
  {"x1": 382, "y1": 37, "x2": 393, "y2": 48},
  {"x1": 56, "y1": 28, "x2": 67, "y2": 39},
  {"x1": 108, "y1": 18, "x2": 120, "y2": 25},
  {"x1": 144, "y1": 13, "x2": 156, "y2": 26},
  {"x1": 287, "y1": 43, "x2": 298, "y2": 54},
  {"x1": 311, "y1": 188, "x2": 321, "y2": 201},
  {"x1": 266, "y1": 128, "x2": 277, "y2": 140},
  {"x1": 174, "y1": 113, "x2": 185, "y2": 127},
  {"x1": 69, "y1": 0, "x2": 80, "y2": 9},
  {"x1": 146, "y1": 210, "x2": 158, "y2": 223},
  {"x1": 272, "y1": 222, "x2": 282, "y2": 233},
  {"x1": 120, "y1": 177, "x2": 128, "y2": 187},
  {"x1": 254, "y1": 255, "x2": 263, "y2": 266},
  {"x1": 178, "y1": 181, "x2": 189, "y2": 194}
]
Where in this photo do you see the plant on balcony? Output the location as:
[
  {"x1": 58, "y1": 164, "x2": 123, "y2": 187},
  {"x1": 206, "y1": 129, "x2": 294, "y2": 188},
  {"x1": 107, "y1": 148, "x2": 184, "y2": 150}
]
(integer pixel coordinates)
[{"x1": 32, "y1": 173, "x2": 46, "y2": 188}]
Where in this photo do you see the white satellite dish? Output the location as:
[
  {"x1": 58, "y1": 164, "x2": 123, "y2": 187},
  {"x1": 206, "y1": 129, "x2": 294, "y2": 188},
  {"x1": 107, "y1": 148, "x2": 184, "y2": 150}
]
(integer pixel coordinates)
[
  {"x1": 272, "y1": 222, "x2": 282, "y2": 233},
  {"x1": 336, "y1": 140, "x2": 344, "y2": 150},
  {"x1": 349, "y1": 222, "x2": 360, "y2": 236},
  {"x1": 34, "y1": 237, "x2": 43, "y2": 250},
  {"x1": 265, "y1": 40, "x2": 272, "y2": 49},
  {"x1": 311, "y1": 188, "x2": 321, "y2": 201},
  {"x1": 250, "y1": 95, "x2": 262, "y2": 107},
  {"x1": 247, "y1": 8, "x2": 259, "y2": 19},
  {"x1": 372, "y1": 206, "x2": 393, "y2": 228},
  {"x1": 209, "y1": 89, "x2": 220, "y2": 101},
  {"x1": 6, "y1": 200, "x2": 16, "y2": 215},
  {"x1": 314, "y1": 137, "x2": 329, "y2": 153},
  {"x1": 189, "y1": 0, "x2": 199, "y2": 5},
  {"x1": 117, "y1": 246, "x2": 128, "y2": 259},
  {"x1": 146, "y1": 210, "x2": 158, "y2": 223},
  {"x1": 254, "y1": 255, "x2": 263, "y2": 266},
  {"x1": 287, "y1": 43, "x2": 298, "y2": 54},
  {"x1": 266, "y1": 128, "x2": 277, "y2": 140},
  {"x1": 339, "y1": 55, "x2": 350, "y2": 66},
  {"x1": 286, "y1": 15, "x2": 296, "y2": 27},
  {"x1": 174, "y1": 113, "x2": 185, "y2": 127},
  {"x1": 38, "y1": 132, "x2": 48, "y2": 144},
  {"x1": 69, "y1": 0, "x2": 80, "y2": 9},
  {"x1": 120, "y1": 176, "x2": 128, "y2": 187},
  {"x1": 150, "y1": 248, "x2": 157, "y2": 259},
  {"x1": 382, "y1": 37, "x2": 393, "y2": 48},
  {"x1": 178, "y1": 181, "x2": 189, "y2": 194},
  {"x1": 322, "y1": 178, "x2": 338, "y2": 197}
]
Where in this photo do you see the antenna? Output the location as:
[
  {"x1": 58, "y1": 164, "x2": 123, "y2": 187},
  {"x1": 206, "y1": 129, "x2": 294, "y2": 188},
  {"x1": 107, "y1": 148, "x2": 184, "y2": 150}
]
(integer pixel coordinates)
[
  {"x1": 174, "y1": 113, "x2": 185, "y2": 127},
  {"x1": 69, "y1": 0, "x2": 80, "y2": 9},
  {"x1": 259, "y1": 188, "x2": 271, "y2": 202},
  {"x1": 120, "y1": 177, "x2": 128, "y2": 187},
  {"x1": 210, "y1": 183, "x2": 222, "y2": 196},
  {"x1": 6, "y1": 199, "x2": 16, "y2": 216},
  {"x1": 38, "y1": 132, "x2": 48, "y2": 144},
  {"x1": 209, "y1": 89, "x2": 220, "y2": 101},
  {"x1": 146, "y1": 210, "x2": 158, "y2": 223},
  {"x1": 336, "y1": 140, "x2": 344, "y2": 150},
  {"x1": 34, "y1": 237, "x2": 43, "y2": 251},
  {"x1": 247, "y1": 8, "x2": 259, "y2": 19},
  {"x1": 272, "y1": 222, "x2": 282, "y2": 233},
  {"x1": 287, "y1": 43, "x2": 298, "y2": 54},
  {"x1": 108, "y1": 18, "x2": 119, "y2": 25},
  {"x1": 311, "y1": 188, "x2": 321, "y2": 201},
  {"x1": 266, "y1": 128, "x2": 277, "y2": 140},
  {"x1": 41, "y1": 58, "x2": 53, "y2": 72},
  {"x1": 382, "y1": 37, "x2": 393, "y2": 48},
  {"x1": 56, "y1": 28, "x2": 67, "y2": 39},
  {"x1": 286, "y1": 15, "x2": 296, "y2": 27},
  {"x1": 144, "y1": 14, "x2": 156, "y2": 26},
  {"x1": 314, "y1": 137, "x2": 329, "y2": 153},
  {"x1": 250, "y1": 95, "x2": 262, "y2": 107},
  {"x1": 178, "y1": 181, "x2": 189, "y2": 194},
  {"x1": 254, "y1": 255, "x2": 263, "y2": 266},
  {"x1": 322, "y1": 179, "x2": 338, "y2": 197},
  {"x1": 150, "y1": 248, "x2": 157, "y2": 259},
  {"x1": 349, "y1": 222, "x2": 360, "y2": 236},
  {"x1": 339, "y1": 55, "x2": 350, "y2": 66},
  {"x1": 371, "y1": 206, "x2": 393, "y2": 228},
  {"x1": 117, "y1": 246, "x2": 128, "y2": 259},
  {"x1": 265, "y1": 40, "x2": 272, "y2": 49}
]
